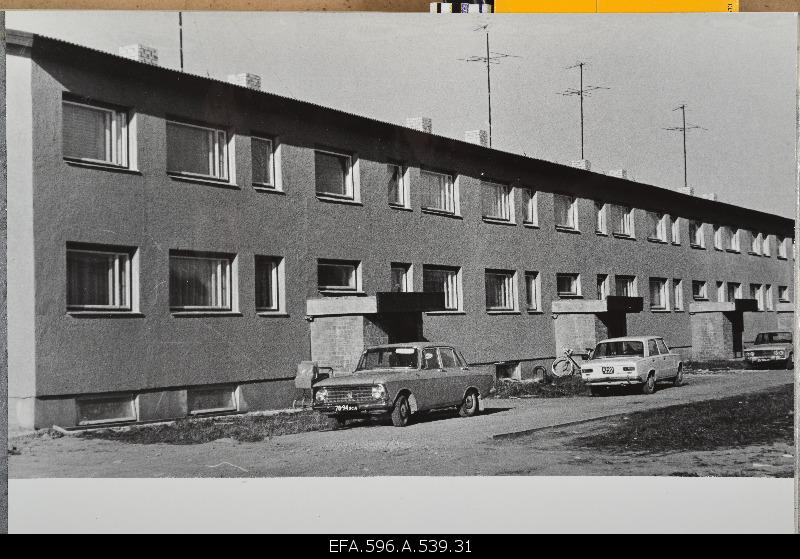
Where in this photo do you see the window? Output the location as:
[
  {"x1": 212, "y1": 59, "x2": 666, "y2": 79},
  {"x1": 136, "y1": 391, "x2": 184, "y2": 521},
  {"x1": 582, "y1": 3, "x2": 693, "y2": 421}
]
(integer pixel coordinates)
[
  {"x1": 615, "y1": 275, "x2": 638, "y2": 297},
  {"x1": 713, "y1": 225, "x2": 727, "y2": 250},
  {"x1": 730, "y1": 228, "x2": 741, "y2": 252},
  {"x1": 595, "y1": 201, "x2": 608, "y2": 234},
  {"x1": 726, "y1": 282, "x2": 741, "y2": 302},
  {"x1": 439, "y1": 348, "x2": 458, "y2": 369},
  {"x1": 315, "y1": 149, "x2": 353, "y2": 199},
  {"x1": 251, "y1": 137, "x2": 276, "y2": 188},
  {"x1": 597, "y1": 274, "x2": 609, "y2": 300},
  {"x1": 671, "y1": 217, "x2": 680, "y2": 244},
  {"x1": 387, "y1": 164, "x2": 409, "y2": 208},
  {"x1": 523, "y1": 189, "x2": 538, "y2": 225},
  {"x1": 66, "y1": 246, "x2": 132, "y2": 311},
  {"x1": 692, "y1": 280, "x2": 708, "y2": 301},
  {"x1": 318, "y1": 259, "x2": 360, "y2": 292},
  {"x1": 779, "y1": 285, "x2": 790, "y2": 302},
  {"x1": 716, "y1": 281, "x2": 725, "y2": 302},
  {"x1": 63, "y1": 100, "x2": 129, "y2": 167},
  {"x1": 649, "y1": 278, "x2": 668, "y2": 310},
  {"x1": 656, "y1": 339, "x2": 670, "y2": 355},
  {"x1": 485, "y1": 269, "x2": 517, "y2": 311},
  {"x1": 765, "y1": 285, "x2": 774, "y2": 311},
  {"x1": 612, "y1": 204, "x2": 635, "y2": 237},
  {"x1": 423, "y1": 266, "x2": 462, "y2": 311},
  {"x1": 77, "y1": 395, "x2": 137, "y2": 426},
  {"x1": 255, "y1": 255, "x2": 283, "y2": 313},
  {"x1": 554, "y1": 194, "x2": 578, "y2": 230},
  {"x1": 748, "y1": 231, "x2": 762, "y2": 255},
  {"x1": 169, "y1": 252, "x2": 234, "y2": 311},
  {"x1": 647, "y1": 339, "x2": 659, "y2": 356},
  {"x1": 390, "y1": 263, "x2": 412, "y2": 293},
  {"x1": 778, "y1": 236, "x2": 789, "y2": 259},
  {"x1": 646, "y1": 211, "x2": 668, "y2": 242},
  {"x1": 482, "y1": 181, "x2": 514, "y2": 222},
  {"x1": 763, "y1": 235, "x2": 772, "y2": 256},
  {"x1": 556, "y1": 273, "x2": 581, "y2": 297},
  {"x1": 673, "y1": 279, "x2": 684, "y2": 311},
  {"x1": 421, "y1": 170, "x2": 457, "y2": 214},
  {"x1": 689, "y1": 220, "x2": 705, "y2": 248},
  {"x1": 188, "y1": 386, "x2": 238, "y2": 415},
  {"x1": 750, "y1": 284, "x2": 764, "y2": 311},
  {"x1": 422, "y1": 348, "x2": 441, "y2": 370},
  {"x1": 167, "y1": 121, "x2": 229, "y2": 180},
  {"x1": 525, "y1": 272, "x2": 541, "y2": 311}
]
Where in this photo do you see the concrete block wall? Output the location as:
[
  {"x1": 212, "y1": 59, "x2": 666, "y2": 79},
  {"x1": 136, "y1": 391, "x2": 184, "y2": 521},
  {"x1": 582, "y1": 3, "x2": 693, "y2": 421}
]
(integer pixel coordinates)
[{"x1": 690, "y1": 312, "x2": 734, "y2": 360}]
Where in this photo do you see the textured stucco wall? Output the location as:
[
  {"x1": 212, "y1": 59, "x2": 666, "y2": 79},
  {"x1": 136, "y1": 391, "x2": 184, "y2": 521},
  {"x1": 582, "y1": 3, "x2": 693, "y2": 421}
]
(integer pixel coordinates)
[{"x1": 1, "y1": 10, "x2": 9, "y2": 535}]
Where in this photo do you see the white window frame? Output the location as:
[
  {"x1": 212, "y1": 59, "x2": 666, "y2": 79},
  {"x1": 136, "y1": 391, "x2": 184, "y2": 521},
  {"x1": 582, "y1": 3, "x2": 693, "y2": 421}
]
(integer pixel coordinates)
[
  {"x1": 317, "y1": 259, "x2": 361, "y2": 293},
  {"x1": 727, "y1": 282, "x2": 742, "y2": 302},
  {"x1": 554, "y1": 194, "x2": 579, "y2": 231},
  {"x1": 390, "y1": 262, "x2": 413, "y2": 293},
  {"x1": 254, "y1": 255, "x2": 285, "y2": 314},
  {"x1": 485, "y1": 269, "x2": 518, "y2": 312},
  {"x1": 778, "y1": 236, "x2": 788, "y2": 259},
  {"x1": 615, "y1": 275, "x2": 638, "y2": 297},
  {"x1": 314, "y1": 149, "x2": 357, "y2": 201},
  {"x1": 750, "y1": 231, "x2": 763, "y2": 255},
  {"x1": 690, "y1": 221, "x2": 705, "y2": 248},
  {"x1": 76, "y1": 394, "x2": 138, "y2": 426},
  {"x1": 387, "y1": 163, "x2": 410, "y2": 208},
  {"x1": 647, "y1": 212, "x2": 668, "y2": 242},
  {"x1": 763, "y1": 234, "x2": 772, "y2": 256},
  {"x1": 169, "y1": 253, "x2": 235, "y2": 312},
  {"x1": 750, "y1": 283, "x2": 765, "y2": 311},
  {"x1": 730, "y1": 228, "x2": 741, "y2": 252},
  {"x1": 595, "y1": 201, "x2": 608, "y2": 235},
  {"x1": 420, "y1": 169, "x2": 459, "y2": 215},
  {"x1": 251, "y1": 136, "x2": 277, "y2": 189},
  {"x1": 716, "y1": 281, "x2": 726, "y2": 302},
  {"x1": 778, "y1": 285, "x2": 790, "y2": 302},
  {"x1": 692, "y1": 280, "x2": 708, "y2": 301},
  {"x1": 556, "y1": 273, "x2": 581, "y2": 298},
  {"x1": 671, "y1": 216, "x2": 680, "y2": 245},
  {"x1": 525, "y1": 271, "x2": 541, "y2": 312},
  {"x1": 166, "y1": 120, "x2": 230, "y2": 181},
  {"x1": 765, "y1": 285, "x2": 774, "y2": 311},
  {"x1": 481, "y1": 181, "x2": 514, "y2": 223},
  {"x1": 524, "y1": 189, "x2": 539, "y2": 226},
  {"x1": 66, "y1": 247, "x2": 133, "y2": 312},
  {"x1": 62, "y1": 99, "x2": 129, "y2": 167},
  {"x1": 673, "y1": 279, "x2": 684, "y2": 311},
  {"x1": 613, "y1": 204, "x2": 635, "y2": 238},
  {"x1": 649, "y1": 277, "x2": 669, "y2": 311},
  {"x1": 713, "y1": 225, "x2": 725, "y2": 250},
  {"x1": 597, "y1": 274, "x2": 610, "y2": 300},
  {"x1": 423, "y1": 265, "x2": 463, "y2": 312}
]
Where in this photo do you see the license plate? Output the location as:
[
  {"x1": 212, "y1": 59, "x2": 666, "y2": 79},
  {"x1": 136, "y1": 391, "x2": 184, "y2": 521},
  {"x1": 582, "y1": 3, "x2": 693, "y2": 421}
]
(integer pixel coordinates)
[
  {"x1": 335, "y1": 404, "x2": 358, "y2": 412},
  {"x1": 602, "y1": 367, "x2": 614, "y2": 374}
]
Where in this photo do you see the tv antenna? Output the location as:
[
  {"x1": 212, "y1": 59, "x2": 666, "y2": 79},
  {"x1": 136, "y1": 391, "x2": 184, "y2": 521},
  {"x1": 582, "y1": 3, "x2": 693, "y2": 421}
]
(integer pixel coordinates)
[
  {"x1": 459, "y1": 24, "x2": 520, "y2": 148},
  {"x1": 663, "y1": 104, "x2": 707, "y2": 189},
  {"x1": 558, "y1": 61, "x2": 610, "y2": 160}
]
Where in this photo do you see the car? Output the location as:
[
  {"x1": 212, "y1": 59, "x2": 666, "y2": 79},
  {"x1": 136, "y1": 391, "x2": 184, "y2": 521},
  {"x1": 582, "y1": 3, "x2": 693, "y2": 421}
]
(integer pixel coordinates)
[
  {"x1": 580, "y1": 336, "x2": 683, "y2": 395},
  {"x1": 744, "y1": 331, "x2": 793, "y2": 369},
  {"x1": 312, "y1": 343, "x2": 495, "y2": 427}
]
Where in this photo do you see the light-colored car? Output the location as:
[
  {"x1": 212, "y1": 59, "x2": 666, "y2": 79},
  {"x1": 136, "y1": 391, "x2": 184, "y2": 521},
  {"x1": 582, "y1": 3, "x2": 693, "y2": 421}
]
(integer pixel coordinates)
[
  {"x1": 744, "y1": 331, "x2": 793, "y2": 369},
  {"x1": 580, "y1": 336, "x2": 683, "y2": 395},
  {"x1": 312, "y1": 343, "x2": 495, "y2": 427}
]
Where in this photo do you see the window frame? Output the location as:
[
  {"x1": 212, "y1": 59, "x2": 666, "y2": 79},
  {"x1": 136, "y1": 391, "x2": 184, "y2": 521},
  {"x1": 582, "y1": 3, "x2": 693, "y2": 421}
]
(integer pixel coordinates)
[
  {"x1": 314, "y1": 148, "x2": 356, "y2": 201},
  {"x1": 778, "y1": 236, "x2": 789, "y2": 259},
  {"x1": 673, "y1": 279, "x2": 684, "y2": 311},
  {"x1": 187, "y1": 386, "x2": 239, "y2": 416},
  {"x1": 778, "y1": 285, "x2": 790, "y2": 302},
  {"x1": 525, "y1": 271, "x2": 541, "y2": 312},
  {"x1": 420, "y1": 169, "x2": 459, "y2": 215},
  {"x1": 254, "y1": 255, "x2": 285, "y2": 314},
  {"x1": 66, "y1": 246, "x2": 134, "y2": 312},
  {"x1": 166, "y1": 119, "x2": 230, "y2": 182},
  {"x1": 76, "y1": 394, "x2": 138, "y2": 426},
  {"x1": 692, "y1": 280, "x2": 708, "y2": 301},
  {"x1": 556, "y1": 273, "x2": 582, "y2": 298},
  {"x1": 554, "y1": 194, "x2": 579, "y2": 231},
  {"x1": 595, "y1": 201, "x2": 608, "y2": 235},
  {"x1": 423, "y1": 265, "x2": 463, "y2": 312},
  {"x1": 251, "y1": 136, "x2": 278, "y2": 190},
  {"x1": 481, "y1": 181, "x2": 515, "y2": 223},
  {"x1": 317, "y1": 259, "x2": 362, "y2": 293},
  {"x1": 689, "y1": 220, "x2": 705, "y2": 248},
  {"x1": 671, "y1": 216, "x2": 681, "y2": 245},
  {"x1": 485, "y1": 269, "x2": 518, "y2": 312},
  {"x1": 169, "y1": 251, "x2": 236, "y2": 312},
  {"x1": 612, "y1": 204, "x2": 635, "y2": 238},
  {"x1": 390, "y1": 262, "x2": 413, "y2": 293},
  {"x1": 387, "y1": 163, "x2": 410, "y2": 209},
  {"x1": 597, "y1": 274, "x2": 610, "y2": 300},
  {"x1": 62, "y1": 99, "x2": 130, "y2": 169},
  {"x1": 523, "y1": 188, "x2": 539, "y2": 226},
  {"x1": 750, "y1": 283, "x2": 765, "y2": 311},
  {"x1": 649, "y1": 277, "x2": 669, "y2": 311},
  {"x1": 765, "y1": 285, "x2": 774, "y2": 311},
  {"x1": 646, "y1": 211, "x2": 668, "y2": 243},
  {"x1": 615, "y1": 275, "x2": 638, "y2": 298}
]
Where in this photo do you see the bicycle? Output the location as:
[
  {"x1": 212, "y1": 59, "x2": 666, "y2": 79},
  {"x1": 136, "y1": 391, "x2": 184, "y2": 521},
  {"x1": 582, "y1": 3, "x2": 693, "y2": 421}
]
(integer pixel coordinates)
[{"x1": 550, "y1": 348, "x2": 588, "y2": 378}]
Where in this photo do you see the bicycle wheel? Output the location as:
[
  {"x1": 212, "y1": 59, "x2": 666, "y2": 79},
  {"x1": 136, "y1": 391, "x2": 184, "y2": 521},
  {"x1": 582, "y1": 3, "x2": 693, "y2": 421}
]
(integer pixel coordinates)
[{"x1": 551, "y1": 357, "x2": 575, "y2": 378}]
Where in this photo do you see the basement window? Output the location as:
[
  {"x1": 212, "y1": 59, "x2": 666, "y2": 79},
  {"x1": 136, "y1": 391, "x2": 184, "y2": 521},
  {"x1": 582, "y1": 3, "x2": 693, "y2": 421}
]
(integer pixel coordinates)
[
  {"x1": 77, "y1": 395, "x2": 137, "y2": 426},
  {"x1": 62, "y1": 99, "x2": 129, "y2": 168},
  {"x1": 188, "y1": 386, "x2": 238, "y2": 415},
  {"x1": 167, "y1": 120, "x2": 230, "y2": 181}
]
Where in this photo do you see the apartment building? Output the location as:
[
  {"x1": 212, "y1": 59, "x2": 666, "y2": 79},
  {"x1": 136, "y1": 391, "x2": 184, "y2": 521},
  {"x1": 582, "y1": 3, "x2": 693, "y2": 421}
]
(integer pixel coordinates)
[{"x1": 5, "y1": 30, "x2": 794, "y2": 430}]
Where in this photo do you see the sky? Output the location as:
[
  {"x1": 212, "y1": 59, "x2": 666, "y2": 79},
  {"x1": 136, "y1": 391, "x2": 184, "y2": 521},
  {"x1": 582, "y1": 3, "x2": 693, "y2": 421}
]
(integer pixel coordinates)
[{"x1": 7, "y1": 11, "x2": 798, "y2": 218}]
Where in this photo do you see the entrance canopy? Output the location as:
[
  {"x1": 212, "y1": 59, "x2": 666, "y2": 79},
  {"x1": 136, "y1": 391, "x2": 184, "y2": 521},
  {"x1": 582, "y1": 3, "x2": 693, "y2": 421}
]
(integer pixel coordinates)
[
  {"x1": 306, "y1": 292, "x2": 446, "y2": 317},
  {"x1": 552, "y1": 296, "x2": 643, "y2": 315}
]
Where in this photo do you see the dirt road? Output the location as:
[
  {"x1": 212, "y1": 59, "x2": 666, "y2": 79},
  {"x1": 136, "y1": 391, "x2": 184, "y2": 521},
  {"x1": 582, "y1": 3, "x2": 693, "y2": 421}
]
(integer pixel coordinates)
[{"x1": 8, "y1": 368, "x2": 794, "y2": 478}]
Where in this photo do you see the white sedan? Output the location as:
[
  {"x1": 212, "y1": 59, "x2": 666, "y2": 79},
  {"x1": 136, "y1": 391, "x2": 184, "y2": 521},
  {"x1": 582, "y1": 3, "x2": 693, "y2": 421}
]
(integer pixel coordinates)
[{"x1": 580, "y1": 336, "x2": 683, "y2": 395}]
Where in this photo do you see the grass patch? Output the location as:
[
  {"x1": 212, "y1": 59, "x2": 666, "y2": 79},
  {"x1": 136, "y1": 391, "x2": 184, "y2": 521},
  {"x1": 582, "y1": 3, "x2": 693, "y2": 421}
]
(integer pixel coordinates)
[
  {"x1": 78, "y1": 410, "x2": 331, "y2": 445},
  {"x1": 494, "y1": 375, "x2": 589, "y2": 399},
  {"x1": 684, "y1": 359, "x2": 748, "y2": 372},
  {"x1": 572, "y1": 384, "x2": 794, "y2": 453}
]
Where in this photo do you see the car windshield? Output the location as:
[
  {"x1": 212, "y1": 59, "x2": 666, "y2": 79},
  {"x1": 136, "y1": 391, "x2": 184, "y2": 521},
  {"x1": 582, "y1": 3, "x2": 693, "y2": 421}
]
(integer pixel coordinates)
[
  {"x1": 355, "y1": 347, "x2": 418, "y2": 371},
  {"x1": 593, "y1": 341, "x2": 645, "y2": 358},
  {"x1": 754, "y1": 332, "x2": 792, "y2": 344}
]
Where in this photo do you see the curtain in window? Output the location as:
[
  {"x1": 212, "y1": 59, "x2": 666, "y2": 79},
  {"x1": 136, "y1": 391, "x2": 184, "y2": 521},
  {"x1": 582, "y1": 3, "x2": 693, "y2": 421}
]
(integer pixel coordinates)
[
  {"x1": 424, "y1": 268, "x2": 458, "y2": 309},
  {"x1": 616, "y1": 277, "x2": 635, "y2": 297},
  {"x1": 169, "y1": 256, "x2": 228, "y2": 308},
  {"x1": 255, "y1": 256, "x2": 276, "y2": 310},
  {"x1": 167, "y1": 123, "x2": 215, "y2": 176},
  {"x1": 523, "y1": 189, "x2": 537, "y2": 223},
  {"x1": 251, "y1": 138, "x2": 273, "y2": 185},
  {"x1": 485, "y1": 272, "x2": 512, "y2": 309},
  {"x1": 387, "y1": 165, "x2": 402, "y2": 205},
  {"x1": 526, "y1": 274, "x2": 539, "y2": 309},
  {"x1": 613, "y1": 205, "x2": 631, "y2": 235},
  {"x1": 649, "y1": 279, "x2": 664, "y2": 308},
  {"x1": 391, "y1": 266, "x2": 407, "y2": 292},
  {"x1": 554, "y1": 195, "x2": 574, "y2": 228},
  {"x1": 315, "y1": 152, "x2": 348, "y2": 196},
  {"x1": 63, "y1": 103, "x2": 109, "y2": 161},
  {"x1": 421, "y1": 171, "x2": 453, "y2": 212},
  {"x1": 67, "y1": 251, "x2": 113, "y2": 307},
  {"x1": 481, "y1": 182, "x2": 510, "y2": 220}
]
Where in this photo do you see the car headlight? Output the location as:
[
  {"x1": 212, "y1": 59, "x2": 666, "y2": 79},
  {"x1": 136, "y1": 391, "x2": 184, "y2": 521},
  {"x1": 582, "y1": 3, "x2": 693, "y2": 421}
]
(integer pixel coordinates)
[
  {"x1": 774, "y1": 350, "x2": 785, "y2": 357},
  {"x1": 371, "y1": 384, "x2": 387, "y2": 400},
  {"x1": 315, "y1": 388, "x2": 329, "y2": 402},
  {"x1": 745, "y1": 351, "x2": 754, "y2": 357}
]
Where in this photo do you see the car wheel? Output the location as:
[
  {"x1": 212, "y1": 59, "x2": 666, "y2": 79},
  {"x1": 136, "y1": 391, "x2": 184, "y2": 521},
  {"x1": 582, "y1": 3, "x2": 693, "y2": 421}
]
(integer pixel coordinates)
[
  {"x1": 786, "y1": 354, "x2": 794, "y2": 370},
  {"x1": 673, "y1": 366, "x2": 684, "y2": 387},
  {"x1": 332, "y1": 415, "x2": 347, "y2": 429},
  {"x1": 589, "y1": 386, "x2": 602, "y2": 397},
  {"x1": 458, "y1": 389, "x2": 479, "y2": 418},
  {"x1": 391, "y1": 394, "x2": 412, "y2": 427},
  {"x1": 642, "y1": 374, "x2": 656, "y2": 395}
]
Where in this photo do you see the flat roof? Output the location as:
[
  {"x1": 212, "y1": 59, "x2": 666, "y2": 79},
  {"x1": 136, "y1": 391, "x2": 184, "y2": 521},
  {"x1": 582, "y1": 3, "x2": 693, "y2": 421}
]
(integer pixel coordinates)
[{"x1": 5, "y1": 29, "x2": 795, "y2": 234}]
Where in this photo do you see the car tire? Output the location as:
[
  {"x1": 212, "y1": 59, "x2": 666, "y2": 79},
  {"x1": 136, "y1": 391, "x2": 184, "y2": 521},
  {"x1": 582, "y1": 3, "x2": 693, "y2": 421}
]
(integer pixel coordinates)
[
  {"x1": 786, "y1": 354, "x2": 794, "y2": 370},
  {"x1": 673, "y1": 366, "x2": 684, "y2": 387},
  {"x1": 589, "y1": 386, "x2": 602, "y2": 397},
  {"x1": 332, "y1": 415, "x2": 347, "y2": 429},
  {"x1": 458, "y1": 389, "x2": 480, "y2": 418},
  {"x1": 642, "y1": 374, "x2": 656, "y2": 395},
  {"x1": 391, "y1": 394, "x2": 412, "y2": 427}
]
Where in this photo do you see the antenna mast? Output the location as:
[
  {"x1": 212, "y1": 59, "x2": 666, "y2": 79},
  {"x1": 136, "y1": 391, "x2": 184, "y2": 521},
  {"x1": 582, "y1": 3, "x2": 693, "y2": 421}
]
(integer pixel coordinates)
[
  {"x1": 558, "y1": 61, "x2": 609, "y2": 160},
  {"x1": 663, "y1": 104, "x2": 707, "y2": 189}
]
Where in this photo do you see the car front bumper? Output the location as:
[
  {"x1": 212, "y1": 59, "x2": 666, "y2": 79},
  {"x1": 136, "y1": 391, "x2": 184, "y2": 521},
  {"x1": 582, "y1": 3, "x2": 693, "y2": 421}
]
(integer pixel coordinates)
[
  {"x1": 312, "y1": 401, "x2": 392, "y2": 415},
  {"x1": 744, "y1": 356, "x2": 786, "y2": 364},
  {"x1": 582, "y1": 373, "x2": 643, "y2": 386}
]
